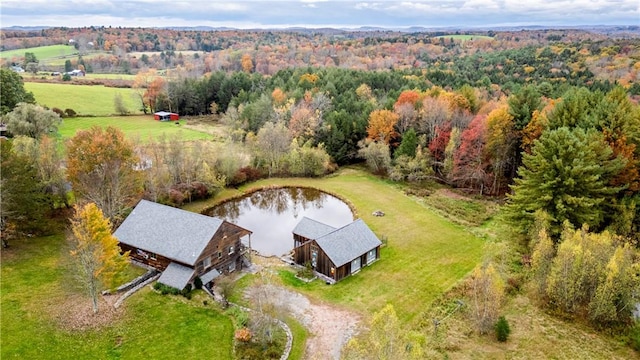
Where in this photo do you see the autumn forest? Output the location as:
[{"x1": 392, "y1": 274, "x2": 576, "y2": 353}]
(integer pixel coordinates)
[{"x1": 2, "y1": 24, "x2": 640, "y2": 358}]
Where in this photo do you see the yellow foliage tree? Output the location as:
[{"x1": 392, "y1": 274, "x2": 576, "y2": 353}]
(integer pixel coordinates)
[
  {"x1": 342, "y1": 304, "x2": 428, "y2": 359},
  {"x1": 241, "y1": 53, "x2": 253, "y2": 73},
  {"x1": 366, "y1": 109, "x2": 399, "y2": 144},
  {"x1": 469, "y1": 262, "x2": 504, "y2": 334},
  {"x1": 69, "y1": 202, "x2": 130, "y2": 313}
]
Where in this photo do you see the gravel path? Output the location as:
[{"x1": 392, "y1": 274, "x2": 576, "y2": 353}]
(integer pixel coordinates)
[{"x1": 246, "y1": 284, "x2": 361, "y2": 360}]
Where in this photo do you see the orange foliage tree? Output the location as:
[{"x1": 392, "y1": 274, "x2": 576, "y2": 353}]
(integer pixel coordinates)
[
  {"x1": 144, "y1": 77, "x2": 166, "y2": 113},
  {"x1": 394, "y1": 90, "x2": 421, "y2": 108},
  {"x1": 367, "y1": 109, "x2": 399, "y2": 145},
  {"x1": 271, "y1": 87, "x2": 287, "y2": 105},
  {"x1": 241, "y1": 53, "x2": 253, "y2": 73},
  {"x1": 66, "y1": 126, "x2": 143, "y2": 224}
]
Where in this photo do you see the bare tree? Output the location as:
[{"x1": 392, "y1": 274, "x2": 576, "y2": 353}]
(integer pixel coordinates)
[{"x1": 254, "y1": 121, "x2": 291, "y2": 176}]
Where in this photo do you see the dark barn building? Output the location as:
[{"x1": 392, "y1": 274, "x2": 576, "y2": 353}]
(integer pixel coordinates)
[
  {"x1": 114, "y1": 200, "x2": 251, "y2": 290},
  {"x1": 292, "y1": 217, "x2": 381, "y2": 283}
]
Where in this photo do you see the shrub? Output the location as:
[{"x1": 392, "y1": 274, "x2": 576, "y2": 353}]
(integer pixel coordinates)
[
  {"x1": 194, "y1": 276, "x2": 203, "y2": 290},
  {"x1": 62, "y1": 73, "x2": 71, "y2": 81},
  {"x1": 226, "y1": 306, "x2": 249, "y2": 327},
  {"x1": 64, "y1": 108, "x2": 77, "y2": 117},
  {"x1": 153, "y1": 282, "x2": 181, "y2": 296},
  {"x1": 495, "y1": 316, "x2": 511, "y2": 342},
  {"x1": 168, "y1": 188, "x2": 185, "y2": 206},
  {"x1": 181, "y1": 283, "x2": 193, "y2": 299},
  {"x1": 628, "y1": 322, "x2": 640, "y2": 351},
  {"x1": 51, "y1": 107, "x2": 65, "y2": 118},
  {"x1": 230, "y1": 166, "x2": 263, "y2": 186},
  {"x1": 297, "y1": 262, "x2": 315, "y2": 280},
  {"x1": 235, "y1": 328, "x2": 252, "y2": 342}
]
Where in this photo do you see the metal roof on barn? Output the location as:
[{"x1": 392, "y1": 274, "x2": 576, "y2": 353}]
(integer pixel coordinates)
[
  {"x1": 292, "y1": 216, "x2": 337, "y2": 240},
  {"x1": 114, "y1": 199, "x2": 224, "y2": 266}
]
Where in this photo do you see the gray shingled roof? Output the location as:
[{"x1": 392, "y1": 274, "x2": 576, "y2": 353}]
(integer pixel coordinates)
[
  {"x1": 200, "y1": 268, "x2": 221, "y2": 284},
  {"x1": 301, "y1": 218, "x2": 382, "y2": 267},
  {"x1": 158, "y1": 262, "x2": 195, "y2": 290},
  {"x1": 114, "y1": 199, "x2": 223, "y2": 266},
  {"x1": 292, "y1": 217, "x2": 337, "y2": 240}
]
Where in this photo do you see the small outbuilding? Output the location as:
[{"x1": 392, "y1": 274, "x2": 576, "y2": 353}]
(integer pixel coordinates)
[
  {"x1": 114, "y1": 199, "x2": 252, "y2": 290},
  {"x1": 292, "y1": 217, "x2": 381, "y2": 283},
  {"x1": 154, "y1": 111, "x2": 180, "y2": 121}
]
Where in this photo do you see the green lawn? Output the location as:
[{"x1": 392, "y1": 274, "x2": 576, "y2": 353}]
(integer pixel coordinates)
[
  {"x1": 25, "y1": 82, "x2": 141, "y2": 116},
  {"x1": 59, "y1": 116, "x2": 214, "y2": 142},
  {"x1": 0, "y1": 234, "x2": 234, "y2": 359},
  {"x1": 1, "y1": 44, "x2": 78, "y2": 60},
  {"x1": 186, "y1": 168, "x2": 488, "y2": 324}
]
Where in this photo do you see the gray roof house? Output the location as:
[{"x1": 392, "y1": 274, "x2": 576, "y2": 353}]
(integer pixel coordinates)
[
  {"x1": 292, "y1": 217, "x2": 381, "y2": 283},
  {"x1": 114, "y1": 200, "x2": 252, "y2": 290}
]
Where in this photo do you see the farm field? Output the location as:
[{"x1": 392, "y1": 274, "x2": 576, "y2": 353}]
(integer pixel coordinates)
[
  {"x1": 59, "y1": 116, "x2": 215, "y2": 142},
  {"x1": 0, "y1": 44, "x2": 78, "y2": 60},
  {"x1": 83, "y1": 73, "x2": 137, "y2": 80},
  {"x1": 25, "y1": 82, "x2": 141, "y2": 116},
  {"x1": 45, "y1": 51, "x2": 112, "y2": 66}
]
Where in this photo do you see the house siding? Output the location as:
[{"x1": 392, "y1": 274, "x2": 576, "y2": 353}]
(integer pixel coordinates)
[
  {"x1": 195, "y1": 221, "x2": 250, "y2": 275},
  {"x1": 293, "y1": 237, "x2": 381, "y2": 282},
  {"x1": 120, "y1": 243, "x2": 173, "y2": 270}
]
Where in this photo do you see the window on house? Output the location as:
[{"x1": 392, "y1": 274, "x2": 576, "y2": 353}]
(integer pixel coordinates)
[
  {"x1": 367, "y1": 249, "x2": 376, "y2": 264},
  {"x1": 351, "y1": 257, "x2": 361, "y2": 273},
  {"x1": 229, "y1": 246, "x2": 234, "y2": 255},
  {"x1": 203, "y1": 256, "x2": 212, "y2": 269},
  {"x1": 218, "y1": 251, "x2": 222, "y2": 259},
  {"x1": 229, "y1": 261, "x2": 236, "y2": 272},
  {"x1": 150, "y1": 252, "x2": 157, "y2": 260}
]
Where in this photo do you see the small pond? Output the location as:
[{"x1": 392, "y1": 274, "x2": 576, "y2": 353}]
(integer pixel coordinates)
[{"x1": 205, "y1": 187, "x2": 353, "y2": 257}]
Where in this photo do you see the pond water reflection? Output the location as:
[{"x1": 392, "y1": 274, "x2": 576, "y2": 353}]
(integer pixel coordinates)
[{"x1": 205, "y1": 187, "x2": 353, "y2": 257}]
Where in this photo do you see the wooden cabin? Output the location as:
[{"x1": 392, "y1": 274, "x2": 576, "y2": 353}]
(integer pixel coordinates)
[
  {"x1": 114, "y1": 199, "x2": 251, "y2": 290},
  {"x1": 153, "y1": 111, "x2": 180, "y2": 121},
  {"x1": 292, "y1": 217, "x2": 381, "y2": 283}
]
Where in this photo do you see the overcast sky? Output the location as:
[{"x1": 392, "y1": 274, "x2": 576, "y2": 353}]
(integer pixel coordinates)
[{"x1": 1, "y1": 0, "x2": 638, "y2": 29}]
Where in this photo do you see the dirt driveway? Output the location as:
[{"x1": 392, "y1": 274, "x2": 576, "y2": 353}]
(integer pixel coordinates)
[{"x1": 244, "y1": 259, "x2": 361, "y2": 360}]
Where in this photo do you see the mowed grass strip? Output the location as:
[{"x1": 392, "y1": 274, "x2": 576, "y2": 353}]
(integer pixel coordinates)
[
  {"x1": 25, "y1": 82, "x2": 141, "y2": 116},
  {"x1": 0, "y1": 44, "x2": 78, "y2": 60},
  {"x1": 188, "y1": 167, "x2": 487, "y2": 323},
  {"x1": 0, "y1": 235, "x2": 234, "y2": 359},
  {"x1": 59, "y1": 116, "x2": 214, "y2": 142}
]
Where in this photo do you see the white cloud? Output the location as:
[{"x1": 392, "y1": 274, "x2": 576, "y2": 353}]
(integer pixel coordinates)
[{"x1": 1, "y1": 0, "x2": 637, "y2": 28}]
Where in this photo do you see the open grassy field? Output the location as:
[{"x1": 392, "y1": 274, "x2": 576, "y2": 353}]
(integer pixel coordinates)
[
  {"x1": 185, "y1": 167, "x2": 488, "y2": 324},
  {"x1": 44, "y1": 51, "x2": 112, "y2": 66},
  {"x1": 0, "y1": 234, "x2": 234, "y2": 359},
  {"x1": 59, "y1": 116, "x2": 215, "y2": 142},
  {"x1": 0, "y1": 44, "x2": 78, "y2": 60},
  {"x1": 83, "y1": 73, "x2": 137, "y2": 80},
  {"x1": 25, "y1": 82, "x2": 141, "y2": 116}
]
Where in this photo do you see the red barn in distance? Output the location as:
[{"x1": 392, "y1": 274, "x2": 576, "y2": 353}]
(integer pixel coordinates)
[{"x1": 154, "y1": 111, "x2": 180, "y2": 121}]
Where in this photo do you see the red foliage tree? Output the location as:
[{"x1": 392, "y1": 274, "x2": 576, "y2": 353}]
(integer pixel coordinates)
[{"x1": 452, "y1": 115, "x2": 491, "y2": 194}]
